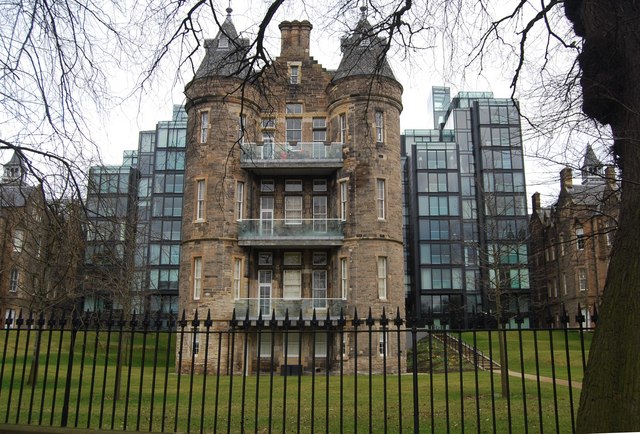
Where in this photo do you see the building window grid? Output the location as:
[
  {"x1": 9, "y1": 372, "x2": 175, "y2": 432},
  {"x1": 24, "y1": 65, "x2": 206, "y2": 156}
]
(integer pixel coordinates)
[
  {"x1": 286, "y1": 103, "x2": 303, "y2": 114},
  {"x1": 200, "y1": 112, "x2": 209, "y2": 143},
  {"x1": 578, "y1": 268, "x2": 587, "y2": 291},
  {"x1": 377, "y1": 256, "x2": 388, "y2": 299},
  {"x1": 233, "y1": 258, "x2": 242, "y2": 300},
  {"x1": 377, "y1": 179, "x2": 386, "y2": 220},
  {"x1": 236, "y1": 181, "x2": 244, "y2": 221},
  {"x1": 193, "y1": 257, "x2": 202, "y2": 300},
  {"x1": 192, "y1": 330, "x2": 200, "y2": 356},
  {"x1": 289, "y1": 65, "x2": 299, "y2": 84},
  {"x1": 259, "y1": 332, "x2": 272, "y2": 357},
  {"x1": 238, "y1": 115, "x2": 247, "y2": 145},
  {"x1": 378, "y1": 330, "x2": 388, "y2": 357},
  {"x1": 315, "y1": 333, "x2": 327, "y2": 358},
  {"x1": 285, "y1": 196, "x2": 303, "y2": 225},
  {"x1": 576, "y1": 227, "x2": 585, "y2": 250},
  {"x1": 340, "y1": 258, "x2": 348, "y2": 300},
  {"x1": 284, "y1": 332, "x2": 300, "y2": 357},
  {"x1": 283, "y1": 269, "x2": 302, "y2": 299},
  {"x1": 375, "y1": 111, "x2": 384, "y2": 143},
  {"x1": 196, "y1": 179, "x2": 205, "y2": 221},
  {"x1": 286, "y1": 118, "x2": 302, "y2": 143},
  {"x1": 339, "y1": 114, "x2": 347, "y2": 144},
  {"x1": 312, "y1": 270, "x2": 327, "y2": 309},
  {"x1": 340, "y1": 181, "x2": 348, "y2": 221},
  {"x1": 9, "y1": 268, "x2": 18, "y2": 293},
  {"x1": 13, "y1": 229, "x2": 24, "y2": 252}
]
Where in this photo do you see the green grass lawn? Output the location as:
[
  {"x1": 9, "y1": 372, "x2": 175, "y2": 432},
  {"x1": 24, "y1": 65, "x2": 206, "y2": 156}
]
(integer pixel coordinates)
[
  {"x1": 458, "y1": 329, "x2": 592, "y2": 383},
  {"x1": 0, "y1": 328, "x2": 583, "y2": 433}
]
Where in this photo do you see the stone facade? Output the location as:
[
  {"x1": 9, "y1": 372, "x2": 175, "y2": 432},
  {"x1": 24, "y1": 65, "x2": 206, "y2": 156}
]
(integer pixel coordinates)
[
  {"x1": 179, "y1": 13, "x2": 405, "y2": 374},
  {"x1": 529, "y1": 149, "x2": 619, "y2": 327}
]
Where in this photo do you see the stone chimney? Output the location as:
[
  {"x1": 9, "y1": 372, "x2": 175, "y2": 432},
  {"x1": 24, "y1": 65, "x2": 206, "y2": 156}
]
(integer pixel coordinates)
[
  {"x1": 532, "y1": 192, "x2": 541, "y2": 214},
  {"x1": 560, "y1": 167, "x2": 573, "y2": 190},
  {"x1": 279, "y1": 21, "x2": 312, "y2": 57},
  {"x1": 605, "y1": 166, "x2": 617, "y2": 189}
]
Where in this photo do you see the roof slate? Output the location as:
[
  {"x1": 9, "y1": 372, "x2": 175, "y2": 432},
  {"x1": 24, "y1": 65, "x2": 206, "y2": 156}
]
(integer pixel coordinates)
[
  {"x1": 333, "y1": 15, "x2": 396, "y2": 82},
  {"x1": 194, "y1": 12, "x2": 252, "y2": 80}
]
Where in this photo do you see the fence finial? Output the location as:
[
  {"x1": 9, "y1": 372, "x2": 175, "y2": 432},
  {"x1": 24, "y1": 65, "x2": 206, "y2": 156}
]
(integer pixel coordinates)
[
  {"x1": 366, "y1": 307, "x2": 375, "y2": 327},
  {"x1": 394, "y1": 307, "x2": 403, "y2": 327},
  {"x1": 575, "y1": 303, "x2": 585, "y2": 327}
]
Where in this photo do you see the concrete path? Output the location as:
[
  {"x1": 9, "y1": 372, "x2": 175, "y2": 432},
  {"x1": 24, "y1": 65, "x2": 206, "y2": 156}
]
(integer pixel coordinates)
[{"x1": 508, "y1": 369, "x2": 582, "y2": 389}]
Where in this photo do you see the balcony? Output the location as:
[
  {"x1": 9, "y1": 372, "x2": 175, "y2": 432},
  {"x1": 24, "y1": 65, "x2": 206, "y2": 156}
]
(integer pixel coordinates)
[
  {"x1": 234, "y1": 298, "x2": 346, "y2": 321},
  {"x1": 238, "y1": 218, "x2": 343, "y2": 247},
  {"x1": 240, "y1": 142, "x2": 343, "y2": 175}
]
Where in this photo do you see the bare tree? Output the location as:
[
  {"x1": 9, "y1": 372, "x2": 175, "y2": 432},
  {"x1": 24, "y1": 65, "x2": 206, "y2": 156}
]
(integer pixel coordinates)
[{"x1": 2, "y1": 0, "x2": 639, "y2": 429}]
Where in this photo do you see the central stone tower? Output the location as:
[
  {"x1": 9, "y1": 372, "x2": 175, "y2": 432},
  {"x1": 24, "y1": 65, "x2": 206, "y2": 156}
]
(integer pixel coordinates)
[{"x1": 180, "y1": 8, "x2": 404, "y2": 374}]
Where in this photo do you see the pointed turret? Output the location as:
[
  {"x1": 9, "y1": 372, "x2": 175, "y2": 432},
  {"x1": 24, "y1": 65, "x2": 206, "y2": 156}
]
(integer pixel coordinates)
[
  {"x1": 581, "y1": 144, "x2": 603, "y2": 184},
  {"x1": 332, "y1": 6, "x2": 396, "y2": 82},
  {"x1": 193, "y1": 7, "x2": 252, "y2": 79},
  {"x1": 2, "y1": 151, "x2": 26, "y2": 184}
]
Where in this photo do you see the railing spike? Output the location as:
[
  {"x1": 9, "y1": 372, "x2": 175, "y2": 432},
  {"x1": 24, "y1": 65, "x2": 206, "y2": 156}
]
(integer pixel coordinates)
[
  {"x1": 230, "y1": 308, "x2": 238, "y2": 328},
  {"x1": 192, "y1": 310, "x2": 200, "y2": 328},
  {"x1": 575, "y1": 303, "x2": 585, "y2": 327},
  {"x1": 394, "y1": 307, "x2": 403, "y2": 327}
]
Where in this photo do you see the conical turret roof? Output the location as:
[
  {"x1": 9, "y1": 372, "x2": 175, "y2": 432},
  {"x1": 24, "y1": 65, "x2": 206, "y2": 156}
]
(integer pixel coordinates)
[
  {"x1": 582, "y1": 144, "x2": 602, "y2": 171},
  {"x1": 2, "y1": 151, "x2": 26, "y2": 185},
  {"x1": 194, "y1": 8, "x2": 252, "y2": 79},
  {"x1": 333, "y1": 7, "x2": 396, "y2": 82},
  {"x1": 581, "y1": 144, "x2": 603, "y2": 184}
]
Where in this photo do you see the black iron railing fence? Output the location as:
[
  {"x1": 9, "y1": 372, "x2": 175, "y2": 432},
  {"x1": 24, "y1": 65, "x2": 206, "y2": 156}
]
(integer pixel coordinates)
[{"x1": 0, "y1": 306, "x2": 595, "y2": 433}]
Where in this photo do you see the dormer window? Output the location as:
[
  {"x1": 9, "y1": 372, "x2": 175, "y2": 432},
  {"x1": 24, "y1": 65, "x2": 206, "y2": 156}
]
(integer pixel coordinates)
[{"x1": 218, "y1": 36, "x2": 229, "y2": 49}]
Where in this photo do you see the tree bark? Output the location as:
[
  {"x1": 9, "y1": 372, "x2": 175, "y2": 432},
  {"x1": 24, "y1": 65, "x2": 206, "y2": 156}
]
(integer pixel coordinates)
[
  {"x1": 576, "y1": 123, "x2": 640, "y2": 432},
  {"x1": 568, "y1": 1, "x2": 640, "y2": 431}
]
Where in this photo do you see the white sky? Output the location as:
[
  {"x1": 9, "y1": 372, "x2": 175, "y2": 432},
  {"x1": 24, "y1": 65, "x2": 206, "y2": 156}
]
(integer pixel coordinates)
[{"x1": 85, "y1": 1, "x2": 597, "y2": 207}]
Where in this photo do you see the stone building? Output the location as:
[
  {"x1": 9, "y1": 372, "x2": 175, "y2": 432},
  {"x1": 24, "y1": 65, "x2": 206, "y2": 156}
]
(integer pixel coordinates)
[
  {"x1": 179, "y1": 9, "x2": 405, "y2": 374},
  {"x1": 529, "y1": 146, "x2": 618, "y2": 327},
  {"x1": 0, "y1": 152, "x2": 83, "y2": 321}
]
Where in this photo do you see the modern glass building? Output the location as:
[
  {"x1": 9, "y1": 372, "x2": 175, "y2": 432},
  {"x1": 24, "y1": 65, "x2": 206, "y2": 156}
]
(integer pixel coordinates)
[
  {"x1": 403, "y1": 88, "x2": 530, "y2": 327},
  {"x1": 84, "y1": 151, "x2": 140, "y2": 312},
  {"x1": 137, "y1": 105, "x2": 186, "y2": 314},
  {"x1": 84, "y1": 106, "x2": 186, "y2": 315}
]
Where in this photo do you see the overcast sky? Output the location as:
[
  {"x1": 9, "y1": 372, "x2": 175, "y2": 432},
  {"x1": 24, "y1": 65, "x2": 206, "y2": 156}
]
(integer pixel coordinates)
[{"x1": 41, "y1": 1, "x2": 599, "y2": 207}]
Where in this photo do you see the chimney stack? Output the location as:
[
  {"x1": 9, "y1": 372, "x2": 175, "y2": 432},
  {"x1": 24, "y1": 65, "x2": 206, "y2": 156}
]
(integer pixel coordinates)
[
  {"x1": 605, "y1": 166, "x2": 617, "y2": 189},
  {"x1": 532, "y1": 192, "x2": 541, "y2": 214},
  {"x1": 560, "y1": 167, "x2": 573, "y2": 190},
  {"x1": 279, "y1": 21, "x2": 313, "y2": 57}
]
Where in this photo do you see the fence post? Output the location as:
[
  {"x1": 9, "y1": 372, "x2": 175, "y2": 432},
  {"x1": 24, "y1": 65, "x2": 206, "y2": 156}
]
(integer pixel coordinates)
[
  {"x1": 409, "y1": 314, "x2": 419, "y2": 434},
  {"x1": 60, "y1": 310, "x2": 80, "y2": 427}
]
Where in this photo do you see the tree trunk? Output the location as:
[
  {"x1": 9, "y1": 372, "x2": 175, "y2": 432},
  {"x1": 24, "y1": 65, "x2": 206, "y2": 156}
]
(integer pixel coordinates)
[
  {"x1": 576, "y1": 131, "x2": 640, "y2": 432},
  {"x1": 567, "y1": 1, "x2": 640, "y2": 432},
  {"x1": 26, "y1": 329, "x2": 42, "y2": 386},
  {"x1": 497, "y1": 325, "x2": 509, "y2": 399}
]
